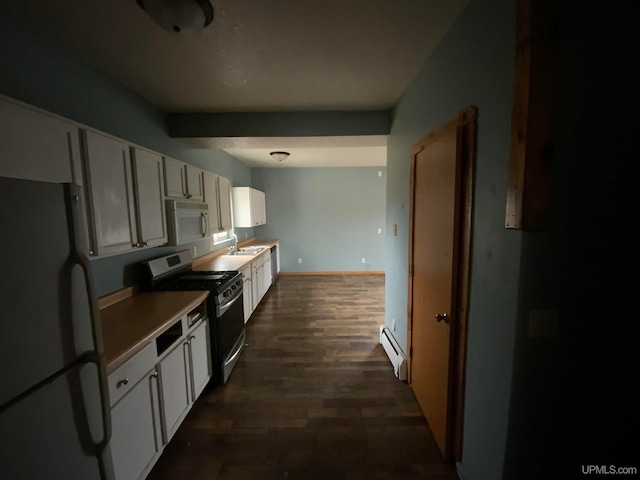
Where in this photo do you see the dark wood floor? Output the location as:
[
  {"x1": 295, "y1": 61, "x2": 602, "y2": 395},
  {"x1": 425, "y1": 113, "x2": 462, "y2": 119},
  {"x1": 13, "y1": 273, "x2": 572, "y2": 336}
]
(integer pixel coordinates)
[{"x1": 148, "y1": 274, "x2": 458, "y2": 480}]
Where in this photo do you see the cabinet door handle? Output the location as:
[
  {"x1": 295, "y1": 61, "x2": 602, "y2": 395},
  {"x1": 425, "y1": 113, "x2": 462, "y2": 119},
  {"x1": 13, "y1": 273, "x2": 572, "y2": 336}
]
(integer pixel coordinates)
[
  {"x1": 150, "y1": 371, "x2": 158, "y2": 379},
  {"x1": 143, "y1": 241, "x2": 149, "y2": 246},
  {"x1": 132, "y1": 243, "x2": 140, "y2": 248},
  {"x1": 116, "y1": 377, "x2": 129, "y2": 387}
]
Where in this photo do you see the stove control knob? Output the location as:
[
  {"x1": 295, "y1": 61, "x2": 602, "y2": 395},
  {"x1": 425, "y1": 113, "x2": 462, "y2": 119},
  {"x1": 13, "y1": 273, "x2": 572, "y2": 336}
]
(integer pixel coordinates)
[
  {"x1": 223, "y1": 290, "x2": 230, "y2": 297},
  {"x1": 231, "y1": 285, "x2": 237, "y2": 290}
]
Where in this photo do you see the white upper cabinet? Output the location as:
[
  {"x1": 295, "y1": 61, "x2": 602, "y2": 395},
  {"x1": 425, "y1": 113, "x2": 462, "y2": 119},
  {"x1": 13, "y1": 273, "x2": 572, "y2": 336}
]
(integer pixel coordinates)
[
  {"x1": 163, "y1": 157, "x2": 186, "y2": 199},
  {"x1": 203, "y1": 172, "x2": 232, "y2": 233},
  {"x1": 185, "y1": 164, "x2": 204, "y2": 201},
  {"x1": 202, "y1": 171, "x2": 220, "y2": 234},
  {"x1": 0, "y1": 96, "x2": 81, "y2": 184},
  {"x1": 218, "y1": 176, "x2": 233, "y2": 231},
  {"x1": 163, "y1": 157, "x2": 203, "y2": 201},
  {"x1": 131, "y1": 147, "x2": 168, "y2": 247},
  {"x1": 232, "y1": 187, "x2": 267, "y2": 227},
  {"x1": 81, "y1": 130, "x2": 138, "y2": 257}
]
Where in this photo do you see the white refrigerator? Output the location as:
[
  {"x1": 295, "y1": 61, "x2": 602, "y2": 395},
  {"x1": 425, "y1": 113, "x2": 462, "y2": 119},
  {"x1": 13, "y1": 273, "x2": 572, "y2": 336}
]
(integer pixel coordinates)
[{"x1": 0, "y1": 176, "x2": 113, "y2": 479}]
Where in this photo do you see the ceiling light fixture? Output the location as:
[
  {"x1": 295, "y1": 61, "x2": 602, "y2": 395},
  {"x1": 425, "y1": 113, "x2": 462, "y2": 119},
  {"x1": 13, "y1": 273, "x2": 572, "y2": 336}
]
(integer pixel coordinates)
[
  {"x1": 270, "y1": 151, "x2": 290, "y2": 162},
  {"x1": 137, "y1": 0, "x2": 214, "y2": 34}
]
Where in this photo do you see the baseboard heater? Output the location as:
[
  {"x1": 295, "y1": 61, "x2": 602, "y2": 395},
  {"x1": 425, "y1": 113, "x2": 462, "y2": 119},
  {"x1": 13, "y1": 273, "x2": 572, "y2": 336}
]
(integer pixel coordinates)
[{"x1": 379, "y1": 326, "x2": 407, "y2": 381}]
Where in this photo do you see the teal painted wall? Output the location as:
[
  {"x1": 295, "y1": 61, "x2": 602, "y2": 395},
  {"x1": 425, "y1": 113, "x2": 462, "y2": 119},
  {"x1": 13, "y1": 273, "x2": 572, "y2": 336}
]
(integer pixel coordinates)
[
  {"x1": 0, "y1": 7, "x2": 253, "y2": 296},
  {"x1": 385, "y1": 0, "x2": 517, "y2": 478},
  {"x1": 252, "y1": 167, "x2": 386, "y2": 272}
]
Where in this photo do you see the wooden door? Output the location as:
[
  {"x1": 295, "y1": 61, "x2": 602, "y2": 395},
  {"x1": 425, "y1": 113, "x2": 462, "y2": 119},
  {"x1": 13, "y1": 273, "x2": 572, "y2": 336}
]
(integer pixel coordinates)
[{"x1": 409, "y1": 107, "x2": 476, "y2": 461}]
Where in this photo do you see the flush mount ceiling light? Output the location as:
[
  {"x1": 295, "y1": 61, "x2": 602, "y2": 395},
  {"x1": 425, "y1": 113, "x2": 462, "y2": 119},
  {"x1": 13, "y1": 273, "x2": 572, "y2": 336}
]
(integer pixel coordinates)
[
  {"x1": 270, "y1": 151, "x2": 290, "y2": 162},
  {"x1": 137, "y1": 0, "x2": 214, "y2": 34}
]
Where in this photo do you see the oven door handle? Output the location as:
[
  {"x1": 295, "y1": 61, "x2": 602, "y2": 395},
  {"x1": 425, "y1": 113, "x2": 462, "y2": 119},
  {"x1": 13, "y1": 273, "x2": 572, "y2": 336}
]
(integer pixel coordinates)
[
  {"x1": 217, "y1": 290, "x2": 242, "y2": 317},
  {"x1": 224, "y1": 330, "x2": 246, "y2": 367}
]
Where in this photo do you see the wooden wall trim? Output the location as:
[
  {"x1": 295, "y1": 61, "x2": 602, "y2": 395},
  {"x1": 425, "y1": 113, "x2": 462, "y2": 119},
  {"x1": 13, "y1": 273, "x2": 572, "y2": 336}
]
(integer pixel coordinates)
[{"x1": 506, "y1": 0, "x2": 557, "y2": 230}]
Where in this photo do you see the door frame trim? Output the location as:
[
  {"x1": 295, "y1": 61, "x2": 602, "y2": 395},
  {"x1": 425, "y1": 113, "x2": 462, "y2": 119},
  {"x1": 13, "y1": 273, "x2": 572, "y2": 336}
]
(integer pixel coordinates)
[{"x1": 406, "y1": 105, "x2": 477, "y2": 462}]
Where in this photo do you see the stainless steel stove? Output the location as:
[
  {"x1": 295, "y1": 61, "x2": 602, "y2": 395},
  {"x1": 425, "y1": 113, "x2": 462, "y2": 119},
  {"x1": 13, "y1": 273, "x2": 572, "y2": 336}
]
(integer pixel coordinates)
[{"x1": 144, "y1": 250, "x2": 245, "y2": 386}]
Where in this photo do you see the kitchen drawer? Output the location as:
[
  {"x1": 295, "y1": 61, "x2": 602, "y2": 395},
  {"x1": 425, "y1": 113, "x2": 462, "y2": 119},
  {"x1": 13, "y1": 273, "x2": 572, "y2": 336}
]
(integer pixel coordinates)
[
  {"x1": 251, "y1": 254, "x2": 267, "y2": 272},
  {"x1": 108, "y1": 342, "x2": 158, "y2": 407}
]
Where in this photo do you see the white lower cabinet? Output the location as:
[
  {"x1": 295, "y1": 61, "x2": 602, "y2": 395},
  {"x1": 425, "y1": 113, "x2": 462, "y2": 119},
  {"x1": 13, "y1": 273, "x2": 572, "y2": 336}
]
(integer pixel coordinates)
[
  {"x1": 240, "y1": 266, "x2": 252, "y2": 323},
  {"x1": 109, "y1": 308, "x2": 212, "y2": 480},
  {"x1": 189, "y1": 320, "x2": 211, "y2": 399},
  {"x1": 249, "y1": 252, "x2": 273, "y2": 315},
  {"x1": 252, "y1": 259, "x2": 263, "y2": 311},
  {"x1": 158, "y1": 340, "x2": 191, "y2": 444},
  {"x1": 110, "y1": 369, "x2": 162, "y2": 480},
  {"x1": 263, "y1": 255, "x2": 272, "y2": 294}
]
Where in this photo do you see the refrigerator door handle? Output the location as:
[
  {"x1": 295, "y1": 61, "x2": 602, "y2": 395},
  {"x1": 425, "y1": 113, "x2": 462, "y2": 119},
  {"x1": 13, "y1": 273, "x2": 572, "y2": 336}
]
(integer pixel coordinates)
[{"x1": 65, "y1": 184, "x2": 112, "y2": 478}]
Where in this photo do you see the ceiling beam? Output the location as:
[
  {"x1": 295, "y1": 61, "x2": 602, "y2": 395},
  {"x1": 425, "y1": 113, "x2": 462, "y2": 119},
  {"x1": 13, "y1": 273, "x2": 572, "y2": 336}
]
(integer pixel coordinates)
[{"x1": 168, "y1": 110, "x2": 392, "y2": 138}]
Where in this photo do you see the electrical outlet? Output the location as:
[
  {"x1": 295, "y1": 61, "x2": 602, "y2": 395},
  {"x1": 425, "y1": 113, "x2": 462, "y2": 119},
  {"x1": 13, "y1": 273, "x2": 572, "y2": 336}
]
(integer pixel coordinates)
[
  {"x1": 377, "y1": 227, "x2": 382, "y2": 234},
  {"x1": 298, "y1": 258, "x2": 302, "y2": 264},
  {"x1": 378, "y1": 170, "x2": 382, "y2": 177},
  {"x1": 361, "y1": 257, "x2": 366, "y2": 263},
  {"x1": 391, "y1": 318, "x2": 396, "y2": 331},
  {"x1": 192, "y1": 246, "x2": 197, "y2": 257}
]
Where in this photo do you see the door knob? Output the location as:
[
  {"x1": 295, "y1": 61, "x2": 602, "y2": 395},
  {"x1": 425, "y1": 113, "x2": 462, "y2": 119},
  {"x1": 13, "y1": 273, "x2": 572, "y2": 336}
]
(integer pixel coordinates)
[{"x1": 435, "y1": 313, "x2": 449, "y2": 324}]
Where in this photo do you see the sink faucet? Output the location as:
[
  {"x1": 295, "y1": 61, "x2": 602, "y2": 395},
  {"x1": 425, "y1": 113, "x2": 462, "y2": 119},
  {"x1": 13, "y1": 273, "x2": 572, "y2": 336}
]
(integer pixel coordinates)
[{"x1": 228, "y1": 233, "x2": 238, "y2": 254}]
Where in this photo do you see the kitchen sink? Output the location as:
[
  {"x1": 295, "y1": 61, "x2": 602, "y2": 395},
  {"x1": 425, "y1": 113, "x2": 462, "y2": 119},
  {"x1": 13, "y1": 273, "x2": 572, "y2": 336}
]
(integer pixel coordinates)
[
  {"x1": 239, "y1": 246, "x2": 266, "y2": 252},
  {"x1": 228, "y1": 246, "x2": 265, "y2": 255}
]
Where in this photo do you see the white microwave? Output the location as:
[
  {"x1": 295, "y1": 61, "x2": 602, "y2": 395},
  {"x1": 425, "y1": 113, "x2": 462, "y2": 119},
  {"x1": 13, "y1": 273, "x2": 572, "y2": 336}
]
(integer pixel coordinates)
[{"x1": 166, "y1": 200, "x2": 210, "y2": 245}]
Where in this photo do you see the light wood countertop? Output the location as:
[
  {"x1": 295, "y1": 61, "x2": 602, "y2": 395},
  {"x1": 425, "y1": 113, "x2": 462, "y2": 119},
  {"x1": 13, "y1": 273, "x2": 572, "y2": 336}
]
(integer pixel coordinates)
[
  {"x1": 193, "y1": 238, "x2": 279, "y2": 272},
  {"x1": 101, "y1": 290, "x2": 209, "y2": 374}
]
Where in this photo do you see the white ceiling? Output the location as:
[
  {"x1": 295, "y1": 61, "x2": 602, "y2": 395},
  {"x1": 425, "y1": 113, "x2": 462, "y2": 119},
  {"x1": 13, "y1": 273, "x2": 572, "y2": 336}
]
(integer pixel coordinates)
[
  {"x1": 219, "y1": 136, "x2": 387, "y2": 168},
  {"x1": 1, "y1": 0, "x2": 468, "y2": 167}
]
